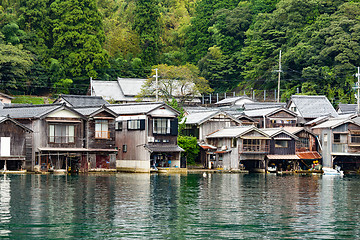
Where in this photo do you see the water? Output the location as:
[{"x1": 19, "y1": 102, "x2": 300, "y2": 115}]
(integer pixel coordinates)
[{"x1": 0, "y1": 173, "x2": 360, "y2": 239}]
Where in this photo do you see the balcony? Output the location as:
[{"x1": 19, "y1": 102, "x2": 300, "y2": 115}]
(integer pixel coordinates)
[
  {"x1": 95, "y1": 131, "x2": 110, "y2": 139},
  {"x1": 240, "y1": 144, "x2": 269, "y2": 154}
]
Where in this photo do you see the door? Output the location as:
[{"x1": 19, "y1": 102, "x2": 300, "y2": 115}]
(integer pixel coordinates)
[{"x1": 0, "y1": 137, "x2": 10, "y2": 156}]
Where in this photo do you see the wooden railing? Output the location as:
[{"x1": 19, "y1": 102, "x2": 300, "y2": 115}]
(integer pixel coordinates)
[
  {"x1": 240, "y1": 144, "x2": 269, "y2": 153},
  {"x1": 95, "y1": 131, "x2": 110, "y2": 139}
]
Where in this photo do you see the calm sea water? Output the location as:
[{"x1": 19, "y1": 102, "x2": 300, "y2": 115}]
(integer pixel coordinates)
[{"x1": 0, "y1": 173, "x2": 359, "y2": 239}]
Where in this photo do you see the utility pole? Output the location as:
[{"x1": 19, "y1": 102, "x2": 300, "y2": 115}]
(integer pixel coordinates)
[
  {"x1": 154, "y1": 68, "x2": 159, "y2": 102},
  {"x1": 276, "y1": 50, "x2": 282, "y2": 103},
  {"x1": 356, "y1": 67, "x2": 360, "y2": 114}
]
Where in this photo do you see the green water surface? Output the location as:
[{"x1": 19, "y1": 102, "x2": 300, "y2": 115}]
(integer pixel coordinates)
[{"x1": 0, "y1": 173, "x2": 359, "y2": 239}]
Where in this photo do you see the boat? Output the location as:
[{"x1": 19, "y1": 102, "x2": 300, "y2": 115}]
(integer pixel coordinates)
[
  {"x1": 267, "y1": 165, "x2": 277, "y2": 173},
  {"x1": 323, "y1": 166, "x2": 344, "y2": 176}
]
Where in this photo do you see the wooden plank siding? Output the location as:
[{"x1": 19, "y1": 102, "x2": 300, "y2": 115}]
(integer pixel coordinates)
[{"x1": 270, "y1": 133, "x2": 296, "y2": 155}]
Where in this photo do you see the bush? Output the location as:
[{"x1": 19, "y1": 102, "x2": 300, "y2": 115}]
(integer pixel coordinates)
[{"x1": 177, "y1": 136, "x2": 199, "y2": 165}]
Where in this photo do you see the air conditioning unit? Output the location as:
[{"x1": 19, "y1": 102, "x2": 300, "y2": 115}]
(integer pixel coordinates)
[{"x1": 148, "y1": 137, "x2": 155, "y2": 143}]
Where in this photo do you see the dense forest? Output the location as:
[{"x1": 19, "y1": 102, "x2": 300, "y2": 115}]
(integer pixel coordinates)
[{"x1": 1, "y1": 0, "x2": 360, "y2": 103}]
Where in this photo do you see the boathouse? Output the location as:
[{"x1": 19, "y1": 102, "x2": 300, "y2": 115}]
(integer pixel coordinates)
[
  {"x1": 0, "y1": 116, "x2": 32, "y2": 171},
  {"x1": 312, "y1": 117, "x2": 360, "y2": 170},
  {"x1": 206, "y1": 126, "x2": 270, "y2": 171}
]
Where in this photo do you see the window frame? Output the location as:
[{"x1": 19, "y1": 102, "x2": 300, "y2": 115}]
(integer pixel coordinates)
[
  {"x1": 48, "y1": 124, "x2": 75, "y2": 143},
  {"x1": 95, "y1": 120, "x2": 109, "y2": 139},
  {"x1": 153, "y1": 118, "x2": 171, "y2": 135}
]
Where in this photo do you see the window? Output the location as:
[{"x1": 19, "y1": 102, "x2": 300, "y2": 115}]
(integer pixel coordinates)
[
  {"x1": 334, "y1": 134, "x2": 341, "y2": 143},
  {"x1": 123, "y1": 144, "x2": 127, "y2": 153},
  {"x1": 115, "y1": 121, "x2": 123, "y2": 131},
  {"x1": 127, "y1": 119, "x2": 145, "y2": 130},
  {"x1": 153, "y1": 118, "x2": 170, "y2": 134},
  {"x1": 49, "y1": 124, "x2": 75, "y2": 143},
  {"x1": 128, "y1": 120, "x2": 141, "y2": 130},
  {"x1": 95, "y1": 120, "x2": 109, "y2": 139},
  {"x1": 291, "y1": 107, "x2": 297, "y2": 112},
  {"x1": 275, "y1": 140, "x2": 288, "y2": 148},
  {"x1": 351, "y1": 131, "x2": 360, "y2": 144},
  {"x1": 324, "y1": 134, "x2": 328, "y2": 143},
  {"x1": 232, "y1": 138, "x2": 237, "y2": 148}
]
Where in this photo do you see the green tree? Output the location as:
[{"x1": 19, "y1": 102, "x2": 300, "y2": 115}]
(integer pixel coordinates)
[
  {"x1": 133, "y1": 0, "x2": 161, "y2": 66},
  {"x1": 49, "y1": 0, "x2": 109, "y2": 91},
  {"x1": 177, "y1": 135, "x2": 199, "y2": 165}
]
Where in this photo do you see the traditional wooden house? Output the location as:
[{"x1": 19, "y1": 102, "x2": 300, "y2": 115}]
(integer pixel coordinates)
[
  {"x1": 287, "y1": 95, "x2": 338, "y2": 125},
  {"x1": 108, "y1": 102, "x2": 184, "y2": 172},
  {"x1": 0, "y1": 104, "x2": 118, "y2": 172},
  {"x1": 244, "y1": 107, "x2": 297, "y2": 128},
  {"x1": 0, "y1": 116, "x2": 32, "y2": 171},
  {"x1": 206, "y1": 126, "x2": 270, "y2": 171},
  {"x1": 283, "y1": 127, "x2": 322, "y2": 170},
  {"x1": 261, "y1": 128, "x2": 299, "y2": 171},
  {"x1": 73, "y1": 105, "x2": 118, "y2": 171},
  {"x1": 312, "y1": 117, "x2": 360, "y2": 170},
  {"x1": 182, "y1": 110, "x2": 242, "y2": 168}
]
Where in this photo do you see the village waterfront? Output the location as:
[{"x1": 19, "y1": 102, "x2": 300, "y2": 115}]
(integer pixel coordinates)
[{"x1": 1, "y1": 173, "x2": 360, "y2": 239}]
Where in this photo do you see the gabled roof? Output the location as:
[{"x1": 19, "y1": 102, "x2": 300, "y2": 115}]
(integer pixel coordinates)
[
  {"x1": 282, "y1": 127, "x2": 309, "y2": 135},
  {"x1": 243, "y1": 107, "x2": 296, "y2": 118},
  {"x1": 91, "y1": 80, "x2": 125, "y2": 101},
  {"x1": 183, "y1": 111, "x2": 240, "y2": 125},
  {"x1": 304, "y1": 115, "x2": 331, "y2": 126},
  {"x1": 337, "y1": 104, "x2": 357, "y2": 114},
  {"x1": 54, "y1": 94, "x2": 109, "y2": 107},
  {"x1": 0, "y1": 116, "x2": 32, "y2": 132},
  {"x1": 261, "y1": 128, "x2": 298, "y2": 140},
  {"x1": 311, "y1": 118, "x2": 360, "y2": 129},
  {"x1": 237, "y1": 114, "x2": 257, "y2": 122},
  {"x1": 244, "y1": 102, "x2": 286, "y2": 110},
  {"x1": 0, "y1": 104, "x2": 85, "y2": 119},
  {"x1": 206, "y1": 126, "x2": 270, "y2": 139},
  {"x1": 108, "y1": 102, "x2": 179, "y2": 115},
  {"x1": 287, "y1": 95, "x2": 338, "y2": 118},
  {"x1": 215, "y1": 96, "x2": 253, "y2": 106},
  {"x1": 73, "y1": 105, "x2": 118, "y2": 118}
]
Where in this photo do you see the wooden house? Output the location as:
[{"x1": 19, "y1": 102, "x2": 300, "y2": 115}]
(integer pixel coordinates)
[
  {"x1": 108, "y1": 102, "x2": 184, "y2": 173},
  {"x1": 0, "y1": 116, "x2": 32, "y2": 171},
  {"x1": 182, "y1": 110, "x2": 242, "y2": 168},
  {"x1": 206, "y1": 126, "x2": 270, "y2": 171},
  {"x1": 0, "y1": 104, "x2": 118, "y2": 172},
  {"x1": 283, "y1": 127, "x2": 322, "y2": 170},
  {"x1": 244, "y1": 107, "x2": 297, "y2": 128},
  {"x1": 73, "y1": 105, "x2": 118, "y2": 171},
  {"x1": 312, "y1": 117, "x2": 360, "y2": 170},
  {"x1": 262, "y1": 128, "x2": 299, "y2": 171}
]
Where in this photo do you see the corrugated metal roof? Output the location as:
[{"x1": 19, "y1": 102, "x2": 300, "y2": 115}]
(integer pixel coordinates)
[
  {"x1": 311, "y1": 118, "x2": 353, "y2": 129},
  {"x1": 244, "y1": 102, "x2": 286, "y2": 110},
  {"x1": 290, "y1": 95, "x2": 338, "y2": 118},
  {"x1": 243, "y1": 107, "x2": 280, "y2": 117},
  {"x1": 199, "y1": 144, "x2": 217, "y2": 150},
  {"x1": 267, "y1": 155, "x2": 299, "y2": 160},
  {"x1": 296, "y1": 151, "x2": 321, "y2": 159},
  {"x1": 145, "y1": 145, "x2": 184, "y2": 152},
  {"x1": 108, "y1": 103, "x2": 164, "y2": 115},
  {"x1": 215, "y1": 96, "x2": 252, "y2": 105},
  {"x1": 206, "y1": 126, "x2": 269, "y2": 139}
]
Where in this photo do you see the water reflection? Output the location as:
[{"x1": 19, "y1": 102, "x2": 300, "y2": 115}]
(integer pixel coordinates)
[{"x1": 1, "y1": 173, "x2": 360, "y2": 239}]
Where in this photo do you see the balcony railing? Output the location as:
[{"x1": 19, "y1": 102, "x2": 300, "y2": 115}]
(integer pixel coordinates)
[
  {"x1": 240, "y1": 144, "x2": 269, "y2": 153},
  {"x1": 95, "y1": 131, "x2": 110, "y2": 139}
]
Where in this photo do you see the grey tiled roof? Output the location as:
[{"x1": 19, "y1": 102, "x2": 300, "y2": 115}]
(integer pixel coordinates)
[
  {"x1": 337, "y1": 104, "x2": 357, "y2": 114},
  {"x1": 145, "y1": 144, "x2": 184, "y2": 152},
  {"x1": 0, "y1": 104, "x2": 63, "y2": 119},
  {"x1": 183, "y1": 111, "x2": 219, "y2": 125},
  {"x1": 58, "y1": 95, "x2": 109, "y2": 107},
  {"x1": 0, "y1": 116, "x2": 32, "y2": 132},
  {"x1": 290, "y1": 95, "x2": 337, "y2": 118}
]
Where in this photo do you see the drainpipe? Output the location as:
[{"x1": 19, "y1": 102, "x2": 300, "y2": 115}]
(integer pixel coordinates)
[{"x1": 263, "y1": 115, "x2": 266, "y2": 129}]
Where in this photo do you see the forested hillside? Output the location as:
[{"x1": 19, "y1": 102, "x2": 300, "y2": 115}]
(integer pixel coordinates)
[{"x1": 1, "y1": 0, "x2": 360, "y2": 103}]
